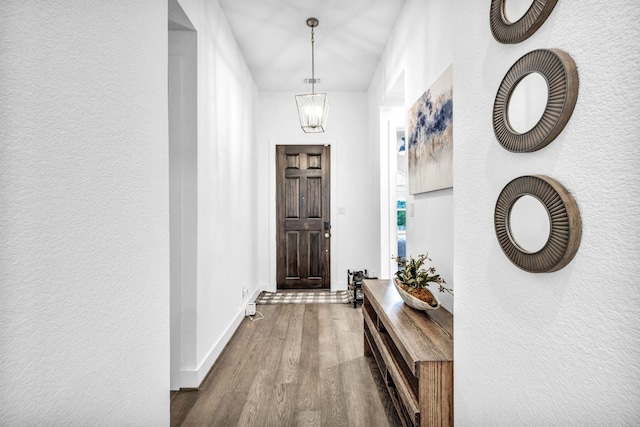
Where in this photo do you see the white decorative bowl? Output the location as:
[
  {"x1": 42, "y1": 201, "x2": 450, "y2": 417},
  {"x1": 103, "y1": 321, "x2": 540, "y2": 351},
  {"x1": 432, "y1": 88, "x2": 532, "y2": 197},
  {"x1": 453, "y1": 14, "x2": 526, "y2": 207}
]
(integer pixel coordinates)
[{"x1": 393, "y1": 280, "x2": 440, "y2": 311}]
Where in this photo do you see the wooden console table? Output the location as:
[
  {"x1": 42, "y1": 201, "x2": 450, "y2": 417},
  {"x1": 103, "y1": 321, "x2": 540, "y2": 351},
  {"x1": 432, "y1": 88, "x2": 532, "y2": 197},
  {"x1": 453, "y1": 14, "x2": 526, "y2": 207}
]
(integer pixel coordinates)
[{"x1": 362, "y1": 279, "x2": 453, "y2": 427}]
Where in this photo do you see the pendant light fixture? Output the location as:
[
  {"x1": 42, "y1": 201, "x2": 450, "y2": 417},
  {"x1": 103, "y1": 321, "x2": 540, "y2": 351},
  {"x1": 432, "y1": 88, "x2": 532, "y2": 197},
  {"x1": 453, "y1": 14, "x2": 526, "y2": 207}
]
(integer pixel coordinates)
[{"x1": 295, "y1": 17, "x2": 329, "y2": 133}]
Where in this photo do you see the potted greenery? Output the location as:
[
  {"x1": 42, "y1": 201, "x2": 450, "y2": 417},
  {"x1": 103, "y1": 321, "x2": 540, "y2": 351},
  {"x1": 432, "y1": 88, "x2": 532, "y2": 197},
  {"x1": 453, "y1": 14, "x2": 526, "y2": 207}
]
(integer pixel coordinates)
[{"x1": 392, "y1": 254, "x2": 452, "y2": 310}]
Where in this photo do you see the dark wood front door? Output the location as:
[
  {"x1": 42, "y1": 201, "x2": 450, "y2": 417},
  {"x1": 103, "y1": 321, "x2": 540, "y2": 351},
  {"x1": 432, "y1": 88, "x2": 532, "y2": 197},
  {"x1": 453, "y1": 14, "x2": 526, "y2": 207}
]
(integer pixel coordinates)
[{"x1": 276, "y1": 145, "x2": 331, "y2": 289}]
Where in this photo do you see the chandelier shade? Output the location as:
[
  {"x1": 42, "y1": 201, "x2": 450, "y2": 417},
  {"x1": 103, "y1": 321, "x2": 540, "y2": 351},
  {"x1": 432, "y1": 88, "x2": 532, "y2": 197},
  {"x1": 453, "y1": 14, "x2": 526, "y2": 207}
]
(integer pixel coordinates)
[
  {"x1": 295, "y1": 92, "x2": 329, "y2": 133},
  {"x1": 296, "y1": 17, "x2": 329, "y2": 133}
]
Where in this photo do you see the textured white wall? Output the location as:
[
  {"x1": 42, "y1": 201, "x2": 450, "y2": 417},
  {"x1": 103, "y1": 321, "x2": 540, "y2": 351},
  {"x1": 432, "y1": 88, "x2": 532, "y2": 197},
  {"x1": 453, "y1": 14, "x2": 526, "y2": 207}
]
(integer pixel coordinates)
[
  {"x1": 257, "y1": 91, "x2": 378, "y2": 290},
  {"x1": 368, "y1": 0, "x2": 454, "y2": 312},
  {"x1": 177, "y1": 0, "x2": 260, "y2": 386},
  {"x1": 453, "y1": 0, "x2": 640, "y2": 424},
  {"x1": 0, "y1": 1, "x2": 169, "y2": 425}
]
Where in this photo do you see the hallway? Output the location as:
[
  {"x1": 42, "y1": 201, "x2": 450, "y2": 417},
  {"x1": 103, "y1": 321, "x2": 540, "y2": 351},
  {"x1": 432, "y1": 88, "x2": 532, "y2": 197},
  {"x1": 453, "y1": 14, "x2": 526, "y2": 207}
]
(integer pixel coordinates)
[{"x1": 171, "y1": 304, "x2": 401, "y2": 426}]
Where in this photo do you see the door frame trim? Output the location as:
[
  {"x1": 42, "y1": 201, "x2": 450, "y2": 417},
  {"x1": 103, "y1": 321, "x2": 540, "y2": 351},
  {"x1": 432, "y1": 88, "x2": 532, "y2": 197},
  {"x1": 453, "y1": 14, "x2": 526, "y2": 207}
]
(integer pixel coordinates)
[
  {"x1": 168, "y1": 4, "x2": 197, "y2": 390},
  {"x1": 268, "y1": 139, "x2": 337, "y2": 292}
]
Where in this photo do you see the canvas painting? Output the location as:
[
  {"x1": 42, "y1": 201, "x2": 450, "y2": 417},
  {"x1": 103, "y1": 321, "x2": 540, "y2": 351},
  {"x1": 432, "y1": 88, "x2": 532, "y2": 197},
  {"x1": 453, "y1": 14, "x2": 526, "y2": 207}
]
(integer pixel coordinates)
[{"x1": 407, "y1": 64, "x2": 453, "y2": 194}]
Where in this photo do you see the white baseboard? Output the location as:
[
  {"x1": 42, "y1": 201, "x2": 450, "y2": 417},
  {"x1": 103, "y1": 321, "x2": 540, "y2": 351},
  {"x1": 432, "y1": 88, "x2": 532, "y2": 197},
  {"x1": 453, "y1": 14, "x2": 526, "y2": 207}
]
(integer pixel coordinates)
[
  {"x1": 179, "y1": 370, "x2": 199, "y2": 389},
  {"x1": 179, "y1": 285, "x2": 264, "y2": 389},
  {"x1": 333, "y1": 281, "x2": 348, "y2": 291},
  {"x1": 247, "y1": 286, "x2": 263, "y2": 307},
  {"x1": 261, "y1": 281, "x2": 275, "y2": 293}
]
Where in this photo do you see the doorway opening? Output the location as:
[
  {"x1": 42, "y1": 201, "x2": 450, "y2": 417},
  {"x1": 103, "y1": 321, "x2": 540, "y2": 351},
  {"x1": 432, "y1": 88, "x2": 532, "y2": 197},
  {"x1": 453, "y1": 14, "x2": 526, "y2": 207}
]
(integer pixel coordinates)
[{"x1": 379, "y1": 72, "x2": 406, "y2": 280}]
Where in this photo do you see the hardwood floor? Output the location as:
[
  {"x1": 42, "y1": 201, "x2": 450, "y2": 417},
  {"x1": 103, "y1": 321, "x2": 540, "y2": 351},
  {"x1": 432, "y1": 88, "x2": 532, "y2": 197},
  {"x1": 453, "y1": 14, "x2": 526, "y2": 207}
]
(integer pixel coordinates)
[{"x1": 171, "y1": 303, "x2": 401, "y2": 427}]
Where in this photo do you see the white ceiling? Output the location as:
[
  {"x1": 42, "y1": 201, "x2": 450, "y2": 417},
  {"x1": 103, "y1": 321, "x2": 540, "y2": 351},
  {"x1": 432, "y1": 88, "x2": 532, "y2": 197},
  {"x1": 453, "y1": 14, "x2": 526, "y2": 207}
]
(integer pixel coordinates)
[{"x1": 218, "y1": 0, "x2": 406, "y2": 91}]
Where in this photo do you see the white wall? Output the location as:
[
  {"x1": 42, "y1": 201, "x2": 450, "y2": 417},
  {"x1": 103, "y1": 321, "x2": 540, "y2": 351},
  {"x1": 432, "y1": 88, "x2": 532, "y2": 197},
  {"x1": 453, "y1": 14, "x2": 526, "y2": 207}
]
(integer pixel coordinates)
[
  {"x1": 257, "y1": 91, "x2": 379, "y2": 290},
  {"x1": 176, "y1": 0, "x2": 260, "y2": 387},
  {"x1": 453, "y1": 0, "x2": 640, "y2": 424},
  {"x1": 0, "y1": 1, "x2": 169, "y2": 424},
  {"x1": 368, "y1": 0, "x2": 454, "y2": 312}
]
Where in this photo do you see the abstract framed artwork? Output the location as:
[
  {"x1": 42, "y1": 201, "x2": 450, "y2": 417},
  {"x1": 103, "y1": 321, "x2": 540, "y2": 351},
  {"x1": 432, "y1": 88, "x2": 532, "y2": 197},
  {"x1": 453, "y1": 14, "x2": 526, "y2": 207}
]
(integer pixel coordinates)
[{"x1": 408, "y1": 64, "x2": 453, "y2": 194}]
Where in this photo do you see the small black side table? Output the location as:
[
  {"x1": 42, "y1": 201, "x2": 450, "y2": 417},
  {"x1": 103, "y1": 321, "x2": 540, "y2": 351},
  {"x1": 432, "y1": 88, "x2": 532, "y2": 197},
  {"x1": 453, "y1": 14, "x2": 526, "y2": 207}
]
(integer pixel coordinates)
[{"x1": 347, "y1": 270, "x2": 377, "y2": 308}]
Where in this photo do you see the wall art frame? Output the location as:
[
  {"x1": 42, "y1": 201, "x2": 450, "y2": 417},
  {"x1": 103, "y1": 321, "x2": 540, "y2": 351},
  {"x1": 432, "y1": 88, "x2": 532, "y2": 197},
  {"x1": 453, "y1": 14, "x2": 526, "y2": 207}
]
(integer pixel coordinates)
[
  {"x1": 493, "y1": 48, "x2": 579, "y2": 153},
  {"x1": 494, "y1": 175, "x2": 581, "y2": 273},
  {"x1": 490, "y1": 0, "x2": 558, "y2": 44},
  {"x1": 407, "y1": 64, "x2": 453, "y2": 194}
]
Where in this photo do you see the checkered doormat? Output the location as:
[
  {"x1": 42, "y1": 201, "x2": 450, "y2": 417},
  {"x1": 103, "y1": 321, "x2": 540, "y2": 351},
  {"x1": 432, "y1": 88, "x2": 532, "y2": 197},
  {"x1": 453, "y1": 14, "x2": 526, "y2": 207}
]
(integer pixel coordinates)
[{"x1": 255, "y1": 291, "x2": 351, "y2": 305}]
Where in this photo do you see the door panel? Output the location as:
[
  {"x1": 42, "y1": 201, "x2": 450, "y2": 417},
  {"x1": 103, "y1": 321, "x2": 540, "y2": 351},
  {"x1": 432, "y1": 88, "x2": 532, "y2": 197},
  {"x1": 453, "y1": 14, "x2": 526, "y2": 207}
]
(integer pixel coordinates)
[
  {"x1": 276, "y1": 145, "x2": 330, "y2": 289},
  {"x1": 308, "y1": 231, "x2": 322, "y2": 277},
  {"x1": 307, "y1": 177, "x2": 322, "y2": 218},
  {"x1": 285, "y1": 178, "x2": 300, "y2": 218}
]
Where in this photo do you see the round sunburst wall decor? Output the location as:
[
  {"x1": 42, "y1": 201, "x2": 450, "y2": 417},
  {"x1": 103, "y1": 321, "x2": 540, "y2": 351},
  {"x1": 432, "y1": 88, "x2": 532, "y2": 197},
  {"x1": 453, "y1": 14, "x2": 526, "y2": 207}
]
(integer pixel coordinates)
[
  {"x1": 493, "y1": 49, "x2": 579, "y2": 153},
  {"x1": 490, "y1": 0, "x2": 558, "y2": 44},
  {"x1": 494, "y1": 175, "x2": 581, "y2": 273}
]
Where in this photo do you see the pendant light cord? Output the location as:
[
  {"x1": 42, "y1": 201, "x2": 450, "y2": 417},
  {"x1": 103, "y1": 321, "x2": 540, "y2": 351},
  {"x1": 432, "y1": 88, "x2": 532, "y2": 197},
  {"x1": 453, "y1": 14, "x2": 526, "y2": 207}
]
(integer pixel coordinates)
[{"x1": 311, "y1": 26, "x2": 315, "y2": 94}]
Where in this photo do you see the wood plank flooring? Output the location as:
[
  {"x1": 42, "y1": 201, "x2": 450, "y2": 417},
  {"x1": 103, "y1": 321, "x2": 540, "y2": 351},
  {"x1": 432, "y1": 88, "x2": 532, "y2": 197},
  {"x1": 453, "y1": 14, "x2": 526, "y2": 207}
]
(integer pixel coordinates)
[{"x1": 171, "y1": 303, "x2": 401, "y2": 427}]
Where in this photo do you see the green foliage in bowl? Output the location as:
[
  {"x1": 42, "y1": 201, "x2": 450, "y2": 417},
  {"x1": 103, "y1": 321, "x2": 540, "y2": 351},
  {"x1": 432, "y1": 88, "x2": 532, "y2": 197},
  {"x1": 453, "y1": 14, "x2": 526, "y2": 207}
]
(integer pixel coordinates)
[{"x1": 392, "y1": 254, "x2": 452, "y2": 295}]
